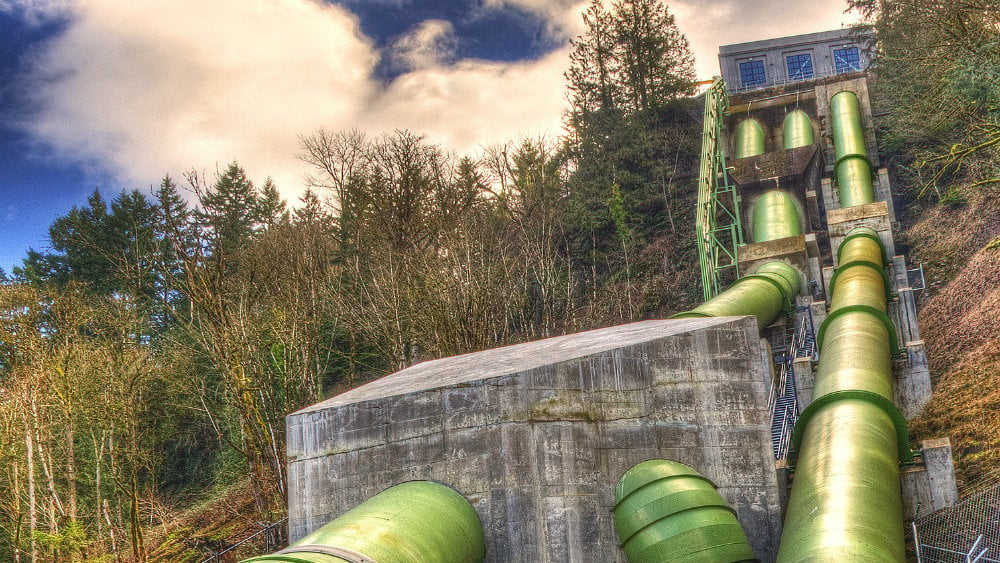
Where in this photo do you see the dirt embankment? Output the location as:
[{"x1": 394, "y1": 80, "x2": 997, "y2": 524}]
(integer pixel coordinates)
[{"x1": 906, "y1": 191, "x2": 1000, "y2": 489}]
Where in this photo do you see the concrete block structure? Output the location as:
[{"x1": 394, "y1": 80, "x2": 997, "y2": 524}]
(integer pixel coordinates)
[
  {"x1": 287, "y1": 317, "x2": 784, "y2": 562},
  {"x1": 719, "y1": 29, "x2": 872, "y2": 92}
]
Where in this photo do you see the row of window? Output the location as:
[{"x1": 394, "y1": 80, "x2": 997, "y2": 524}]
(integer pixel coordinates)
[{"x1": 738, "y1": 47, "x2": 861, "y2": 88}]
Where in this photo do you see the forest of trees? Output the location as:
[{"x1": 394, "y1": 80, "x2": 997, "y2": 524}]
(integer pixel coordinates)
[
  {"x1": 849, "y1": 0, "x2": 1000, "y2": 201},
  {"x1": 0, "y1": 1, "x2": 704, "y2": 561}
]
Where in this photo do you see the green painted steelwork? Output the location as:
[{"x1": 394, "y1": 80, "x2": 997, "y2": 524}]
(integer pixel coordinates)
[
  {"x1": 240, "y1": 482, "x2": 485, "y2": 563},
  {"x1": 777, "y1": 228, "x2": 906, "y2": 563},
  {"x1": 830, "y1": 91, "x2": 875, "y2": 207},
  {"x1": 674, "y1": 261, "x2": 800, "y2": 331},
  {"x1": 613, "y1": 460, "x2": 756, "y2": 563},
  {"x1": 751, "y1": 192, "x2": 801, "y2": 242},
  {"x1": 733, "y1": 119, "x2": 766, "y2": 159},
  {"x1": 782, "y1": 110, "x2": 814, "y2": 149},
  {"x1": 696, "y1": 78, "x2": 745, "y2": 301}
]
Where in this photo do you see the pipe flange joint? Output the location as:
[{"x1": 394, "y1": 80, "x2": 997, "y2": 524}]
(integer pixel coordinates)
[
  {"x1": 791, "y1": 389, "x2": 912, "y2": 464},
  {"x1": 838, "y1": 229, "x2": 889, "y2": 266},
  {"x1": 816, "y1": 304, "x2": 901, "y2": 356},
  {"x1": 739, "y1": 273, "x2": 796, "y2": 313},
  {"x1": 833, "y1": 152, "x2": 874, "y2": 177},
  {"x1": 827, "y1": 260, "x2": 893, "y2": 303}
]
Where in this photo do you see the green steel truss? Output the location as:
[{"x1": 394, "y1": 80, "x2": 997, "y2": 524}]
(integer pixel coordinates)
[{"x1": 696, "y1": 78, "x2": 744, "y2": 301}]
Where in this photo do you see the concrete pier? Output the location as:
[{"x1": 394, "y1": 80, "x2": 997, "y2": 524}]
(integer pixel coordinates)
[{"x1": 286, "y1": 316, "x2": 784, "y2": 563}]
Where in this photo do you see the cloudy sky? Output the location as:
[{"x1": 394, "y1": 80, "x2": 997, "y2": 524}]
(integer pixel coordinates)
[{"x1": 0, "y1": 0, "x2": 859, "y2": 272}]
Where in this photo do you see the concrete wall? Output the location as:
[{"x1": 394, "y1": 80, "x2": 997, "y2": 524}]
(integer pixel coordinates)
[
  {"x1": 719, "y1": 29, "x2": 871, "y2": 92},
  {"x1": 286, "y1": 317, "x2": 784, "y2": 562}
]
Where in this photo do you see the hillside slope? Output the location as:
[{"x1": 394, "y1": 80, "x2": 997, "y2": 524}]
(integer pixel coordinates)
[{"x1": 905, "y1": 190, "x2": 1000, "y2": 490}]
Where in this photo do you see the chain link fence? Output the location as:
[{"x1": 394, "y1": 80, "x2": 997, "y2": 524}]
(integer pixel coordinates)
[{"x1": 915, "y1": 481, "x2": 1000, "y2": 562}]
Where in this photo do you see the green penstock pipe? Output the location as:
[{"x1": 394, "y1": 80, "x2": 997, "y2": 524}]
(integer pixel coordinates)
[
  {"x1": 613, "y1": 460, "x2": 756, "y2": 563},
  {"x1": 240, "y1": 481, "x2": 486, "y2": 563},
  {"x1": 674, "y1": 261, "x2": 800, "y2": 331},
  {"x1": 752, "y1": 191, "x2": 801, "y2": 242},
  {"x1": 733, "y1": 119, "x2": 766, "y2": 159},
  {"x1": 782, "y1": 110, "x2": 814, "y2": 149},
  {"x1": 777, "y1": 228, "x2": 907, "y2": 563},
  {"x1": 830, "y1": 91, "x2": 875, "y2": 207}
]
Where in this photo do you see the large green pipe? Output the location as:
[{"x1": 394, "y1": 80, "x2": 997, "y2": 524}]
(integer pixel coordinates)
[
  {"x1": 240, "y1": 481, "x2": 485, "y2": 563},
  {"x1": 776, "y1": 228, "x2": 908, "y2": 562},
  {"x1": 733, "y1": 119, "x2": 766, "y2": 159},
  {"x1": 752, "y1": 191, "x2": 801, "y2": 242},
  {"x1": 613, "y1": 460, "x2": 756, "y2": 563},
  {"x1": 830, "y1": 91, "x2": 875, "y2": 207},
  {"x1": 782, "y1": 110, "x2": 814, "y2": 149},
  {"x1": 675, "y1": 260, "x2": 799, "y2": 331}
]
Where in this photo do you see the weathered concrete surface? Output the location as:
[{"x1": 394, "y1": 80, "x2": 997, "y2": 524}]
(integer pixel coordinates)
[
  {"x1": 902, "y1": 438, "x2": 959, "y2": 519},
  {"x1": 736, "y1": 236, "x2": 809, "y2": 284},
  {"x1": 286, "y1": 317, "x2": 784, "y2": 563}
]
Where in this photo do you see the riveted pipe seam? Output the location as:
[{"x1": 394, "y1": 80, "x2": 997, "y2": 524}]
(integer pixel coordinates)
[
  {"x1": 827, "y1": 261, "x2": 893, "y2": 304},
  {"x1": 791, "y1": 389, "x2": 912, "y2": 463},
  {"x1": 742, "y1": 272, "x2": 796, "y2": 312}
]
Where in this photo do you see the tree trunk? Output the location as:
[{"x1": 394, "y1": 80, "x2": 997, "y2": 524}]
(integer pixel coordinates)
[
  {"x1": 66, "y1": 418, "x2": 77, "y2": 526},
  {"x1": 13, "y1": 462, "x2": 22, "y2": 563},
  {"x1": 103, "y1": 500, "x2": 122, "y2": 563},
  {"x1": 24, "y1": 410, "x2": 36, "y2": 563},
  {"x1": 94, "y1": 433, "x2": 104, "y2": 547},
  {"x1": 129, "y1": 474, "x2": 146, "y2": 563},
  {"x1": 31, "y1": 396, "x2": 64, "y2": 533}
]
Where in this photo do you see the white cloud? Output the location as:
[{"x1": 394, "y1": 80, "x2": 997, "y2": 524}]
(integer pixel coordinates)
[
  {"x1": 389, "y1": 19, "x2": 458, "y2": 72},
  {"x1": 16, "y1": 0, "x2": 573, "y2": 202},
  {"x1": 363, "y1": 47, "x2": 570, "y2": 155},
  {"x1": 0, "y1": 0, "x2": 71, "y2": 25},
  {"x1": 483, "y1": 0, "x2": 589, "y2": 38},
  {"x1": 20, "y1": 0, "x2": 378, "y2": 201},
  {"x1": 671, "y1": 0, "x2": 860, "y2": 80},
  {"x1": 13, "y1": 0, "x2": 859, "y2": 204}
]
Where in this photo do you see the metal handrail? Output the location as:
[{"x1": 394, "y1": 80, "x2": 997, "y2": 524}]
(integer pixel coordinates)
[
  {"x1": 198, "y1": 517, "x2": 288, "y2": 563},
  {"x1": 775, "y1": 403, "x2": 797, "y2": 460}
]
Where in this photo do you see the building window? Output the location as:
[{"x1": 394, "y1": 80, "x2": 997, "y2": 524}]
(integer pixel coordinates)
[
  {"x1": 786, "y1": 53, "x2": 814, "y2": 80},
  {"x1": 739, "y1": 59, "x2": 766, "y2": 87},
  {"x1": 834, "y1": 47, "x2": 861, "y2": 73}
]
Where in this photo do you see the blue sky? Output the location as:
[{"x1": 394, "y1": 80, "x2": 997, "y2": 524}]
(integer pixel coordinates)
[{"x1": 0, "y1": 0, "x2": 856, "y2": 275}]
